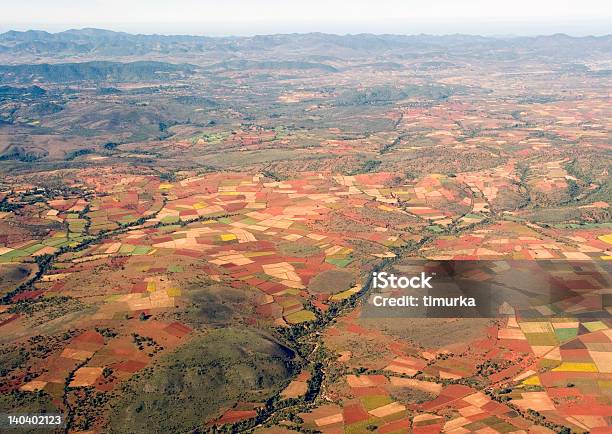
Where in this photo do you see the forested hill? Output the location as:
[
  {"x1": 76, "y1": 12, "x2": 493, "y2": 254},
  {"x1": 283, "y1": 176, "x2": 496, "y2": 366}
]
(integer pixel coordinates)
[{"x1": 0, "y1": 61, "x2": 194, "y2": 84}]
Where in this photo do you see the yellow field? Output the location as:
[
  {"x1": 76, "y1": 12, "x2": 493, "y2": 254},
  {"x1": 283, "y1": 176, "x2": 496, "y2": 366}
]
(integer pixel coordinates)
[
  {"x1": 552, "y1": 362, "x2": 598, "y2": 372},
  {"x1": 285, "y1": 309, "x2": 316, "y2": 324}
]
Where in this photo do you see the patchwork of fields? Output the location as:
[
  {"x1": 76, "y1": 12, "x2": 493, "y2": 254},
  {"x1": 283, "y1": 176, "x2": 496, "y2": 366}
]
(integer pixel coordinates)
[{"x1": 0, "y1": 30, "x2": 610, "y2": 433}]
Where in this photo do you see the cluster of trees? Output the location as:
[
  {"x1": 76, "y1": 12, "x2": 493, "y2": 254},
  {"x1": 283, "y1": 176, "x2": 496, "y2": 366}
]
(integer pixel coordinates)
[
  {"x1": 526, "y1": 409, "x2": 572, "y2": 434},
  {"x1": 64, "y1": 148, "x2": 94, "y2": 161},
  {"x1": 485, "y1": 388, "x2": 574, "y2": 433},
  {"x1": 67, "y1": 386, "x2": 112, "y2": 431},
  {"x1": 131, "y1": 333, "x2": 163, "y2": 356},
  {"x1": 94, "y1": 327, "x2": 117, "y2": 339},
  {"x1": 0, "y1": 145, "x2": 45, "y2": 162},
  {"x1": 7, "y1": 295, "x2": 85, "y2": 326},
  {"x1": 337, "y1": 84, "x2": 457, "y2": 107},
  {"x1": 349, "y1": 159, "x2": 381, "y2": 175},
  {"x1": 27, "y1": 330, "x2": 80, "y2": 359},
  {"x1": 475, "y1": 359, "x2": 514, "y2": 377},
  {"x1": 0, "y1": 195, "x2": 22, "y2": 212}
]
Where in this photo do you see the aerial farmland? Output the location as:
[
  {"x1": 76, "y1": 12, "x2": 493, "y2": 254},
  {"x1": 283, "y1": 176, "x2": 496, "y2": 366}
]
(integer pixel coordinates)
[{"x1": 0, "y1": 27, "x2": 610, "y2": 434}]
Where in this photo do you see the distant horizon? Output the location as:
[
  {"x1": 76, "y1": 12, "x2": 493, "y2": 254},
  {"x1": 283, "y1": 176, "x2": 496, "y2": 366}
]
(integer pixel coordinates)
[
  {"x1": 1, "y1": 23, "x2": 611, "y2": 39},
  {"x1": 2, "y1": 0, "x2": 611, "y2": 37}
]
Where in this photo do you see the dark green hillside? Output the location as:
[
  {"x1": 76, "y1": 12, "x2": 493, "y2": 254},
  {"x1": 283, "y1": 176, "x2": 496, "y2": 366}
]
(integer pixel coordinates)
[
  {"x1": 109, "y1": 328, "x2": 297, "y2": 433},
  {"x1": 0, "y1": 61, "x2": 194, "y2": 84}
]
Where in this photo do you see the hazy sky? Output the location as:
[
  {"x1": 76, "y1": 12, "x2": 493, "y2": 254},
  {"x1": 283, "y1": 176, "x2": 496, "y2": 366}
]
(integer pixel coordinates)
[{"x1": 1, "y1": 0, "x2": 611, "y2": 36}]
